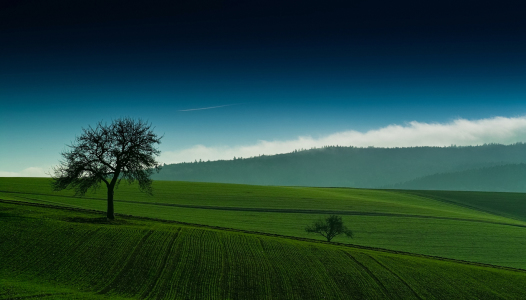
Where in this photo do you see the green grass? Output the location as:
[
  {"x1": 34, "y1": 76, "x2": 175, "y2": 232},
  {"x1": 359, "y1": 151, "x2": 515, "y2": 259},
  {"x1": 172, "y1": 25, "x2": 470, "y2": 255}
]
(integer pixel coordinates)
[
  {"x1": 398, "y1": 189, "x2": 526, "y2": 222},
  {"x1": 2, "y1": 201, "x2": 526, "y2": 299},
  {"x1": 1, "y1": 177, "x2": 526, "y2": 269}
]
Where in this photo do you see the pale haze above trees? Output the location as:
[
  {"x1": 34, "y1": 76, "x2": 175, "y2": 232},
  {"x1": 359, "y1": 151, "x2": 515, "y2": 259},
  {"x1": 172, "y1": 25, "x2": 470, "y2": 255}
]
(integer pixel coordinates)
[{"x1": 51, "y1": 118, "x2": 162, "y2": 220}]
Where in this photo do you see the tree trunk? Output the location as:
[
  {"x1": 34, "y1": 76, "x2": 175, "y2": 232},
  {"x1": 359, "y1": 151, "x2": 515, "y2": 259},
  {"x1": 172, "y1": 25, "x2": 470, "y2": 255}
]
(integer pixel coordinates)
[{"x1": 107, "y1": 186, "x2": 115, "y2": 220}]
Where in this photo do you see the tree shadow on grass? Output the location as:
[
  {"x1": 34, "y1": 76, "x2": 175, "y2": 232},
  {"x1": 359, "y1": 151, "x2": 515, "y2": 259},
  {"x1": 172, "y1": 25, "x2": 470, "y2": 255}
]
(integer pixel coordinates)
[{"x1": 62, "y1": 216, "x2": 128, "y2": 225}]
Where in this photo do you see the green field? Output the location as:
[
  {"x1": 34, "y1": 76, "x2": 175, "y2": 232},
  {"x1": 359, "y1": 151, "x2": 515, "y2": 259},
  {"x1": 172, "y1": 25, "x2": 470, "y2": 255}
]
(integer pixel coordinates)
[
  {"x1": 1, "y1": 177, "x2": 525, "y2": 270},
  {"x1": 2, "y1": 201, "x2": 526, "y2": 299}
]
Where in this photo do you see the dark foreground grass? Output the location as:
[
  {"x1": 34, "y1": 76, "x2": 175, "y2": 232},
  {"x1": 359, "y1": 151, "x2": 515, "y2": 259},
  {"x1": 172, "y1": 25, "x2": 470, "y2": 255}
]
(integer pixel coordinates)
[
  {"x1": 1, "y1": 201, "x2": 526, "y2": 300},
  {"x1": 1, "y1": 177, "x2": 526, "y2": 269}
]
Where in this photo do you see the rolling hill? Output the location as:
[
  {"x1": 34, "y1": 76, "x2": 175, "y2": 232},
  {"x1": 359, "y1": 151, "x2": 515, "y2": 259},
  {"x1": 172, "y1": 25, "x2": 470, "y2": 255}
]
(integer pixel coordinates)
[
  {"x1": 387, "y1": 163, "x2": 526, "y2": 192},
  {"x1": 2, "y1": 200, "x2": 526, "y2": 299},
  {"x1": 153, "y1": 143, "x2": 526, "y2": 191},
  {"x1": 1, "y1": 177, "x2": 525, "y2": 270}
]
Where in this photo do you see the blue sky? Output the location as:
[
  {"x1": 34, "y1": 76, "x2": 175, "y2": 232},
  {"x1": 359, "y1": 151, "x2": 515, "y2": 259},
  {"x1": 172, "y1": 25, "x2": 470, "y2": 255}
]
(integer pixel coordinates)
[{"x1": 1, "y1": 1, "x2": 526, "y2": 176}]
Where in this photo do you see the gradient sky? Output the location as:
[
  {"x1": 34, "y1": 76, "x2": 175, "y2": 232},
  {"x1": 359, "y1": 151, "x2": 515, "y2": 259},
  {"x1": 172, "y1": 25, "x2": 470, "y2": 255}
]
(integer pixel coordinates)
[{"x1": 1, "y1": 0, "x2": 526, "y2": 176}]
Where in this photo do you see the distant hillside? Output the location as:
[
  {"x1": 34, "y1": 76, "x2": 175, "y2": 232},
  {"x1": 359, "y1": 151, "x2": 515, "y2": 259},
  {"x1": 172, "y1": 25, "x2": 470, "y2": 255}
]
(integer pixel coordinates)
[
  {"x1": 387, "y1": 163, "x2": 526, "y2": 192},
  {"x1": 154, "y1": 143, "x2": 526, "y2": 190}
]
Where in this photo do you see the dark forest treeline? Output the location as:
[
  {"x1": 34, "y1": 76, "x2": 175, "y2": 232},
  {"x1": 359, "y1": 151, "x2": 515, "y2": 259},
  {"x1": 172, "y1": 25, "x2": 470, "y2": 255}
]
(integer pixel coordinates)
[{"x1": 153, "y1": 143, "x2": 526, "y2": 191}]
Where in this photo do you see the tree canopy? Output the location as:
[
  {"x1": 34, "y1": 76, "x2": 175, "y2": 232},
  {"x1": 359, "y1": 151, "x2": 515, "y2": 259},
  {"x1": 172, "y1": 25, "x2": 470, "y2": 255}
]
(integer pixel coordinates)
[
  {"x1": 51, "y1": 118, "x2": 162, "y2": 219},
  {"x1": 305, "y1": 215, "x2": 353, "y2": 242}
]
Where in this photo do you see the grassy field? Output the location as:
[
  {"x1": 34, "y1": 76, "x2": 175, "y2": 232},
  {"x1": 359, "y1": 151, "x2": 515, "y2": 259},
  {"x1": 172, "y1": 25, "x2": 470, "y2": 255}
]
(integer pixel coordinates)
[
  {"x1": 1, "y1": 177, "x2": 525, "y2": 269},
  {"x1": 399, "y1": 189, "x2": 526, "y2": 222},
  {"x1": 2, "y1": 200, "x2": 526, "y2": 299}
]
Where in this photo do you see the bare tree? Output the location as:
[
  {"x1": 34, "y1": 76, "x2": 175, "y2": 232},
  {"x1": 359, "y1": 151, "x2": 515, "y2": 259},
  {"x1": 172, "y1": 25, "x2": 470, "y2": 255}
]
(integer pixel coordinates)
[
  {"x1": 51, "y1": 118, "x2": 162, "y2": 220},
  {"x1": 305, "y1": 215, "x2": 353, "y2": 242}
]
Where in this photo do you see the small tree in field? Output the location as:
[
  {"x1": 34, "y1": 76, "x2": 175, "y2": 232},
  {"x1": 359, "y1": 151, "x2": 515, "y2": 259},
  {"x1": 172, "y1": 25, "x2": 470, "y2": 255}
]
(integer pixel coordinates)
[
  {"x1": 51, "y1": 118, "x2": 162, "y2": 220},
  {"x1": 305, "y1": 215, "x2": 353, "y2": 242}
]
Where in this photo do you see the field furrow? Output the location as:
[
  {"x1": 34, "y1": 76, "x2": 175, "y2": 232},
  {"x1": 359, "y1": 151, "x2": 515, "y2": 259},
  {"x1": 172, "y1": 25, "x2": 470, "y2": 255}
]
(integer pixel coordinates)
[
  {"x1": 369, "y1": 253, "x2": 526, "y2": 299},
  {"x1": 347, "y1": 252, "x2": 418, "y2": 299},
  {"x1": 78, "y1": 226, "x2": 148, "y2": 292},
  {"x1": 141, "y1": 230, "x2": 183, "y2": 300},
  {"x1": 97, "y1": 229, "x2": 155, "y2": 295},
  {"x1": 304, "y1": 245, "x2": 385, "y2": 299},
  {"x1": 345, "y1": 251, "x2": 391, "y2": 297},
  {"x1": 165, "y1": 228, "x2": 225, "y2": 299},
  {"x1": 258, "y1": 238, "x2": 343, "y2": 299},
  {"x1": 140, "y1": 226, "x2": 181, "y2": 299},
  {"x1": 108, "y1": 229, "x2": 176, "y2": 297},
  {"x1": 219, "y1": 233, "x2": 274, "y2": 299}
]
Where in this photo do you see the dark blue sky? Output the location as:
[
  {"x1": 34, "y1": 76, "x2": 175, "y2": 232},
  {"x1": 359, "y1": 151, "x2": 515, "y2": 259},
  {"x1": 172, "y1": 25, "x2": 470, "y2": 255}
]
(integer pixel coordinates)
[{"x1": 1, "y1": 0, "x2": 526, "y2": 175}]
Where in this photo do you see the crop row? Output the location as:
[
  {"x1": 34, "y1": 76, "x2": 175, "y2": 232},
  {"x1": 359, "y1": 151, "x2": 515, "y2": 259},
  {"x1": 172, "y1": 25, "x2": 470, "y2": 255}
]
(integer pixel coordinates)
[
  {"x1": 366, "y1": 251, "x2": 526, "y2": 299},
  {"x1": 155, "y1": 228, "x2": 227, "y2": 300}
]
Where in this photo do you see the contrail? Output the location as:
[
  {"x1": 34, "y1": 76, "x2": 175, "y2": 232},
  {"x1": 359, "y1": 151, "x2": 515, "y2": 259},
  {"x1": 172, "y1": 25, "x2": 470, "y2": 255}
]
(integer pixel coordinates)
[{"x1": 178, "y1": 103, "x2": 241, "y2": 112}]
